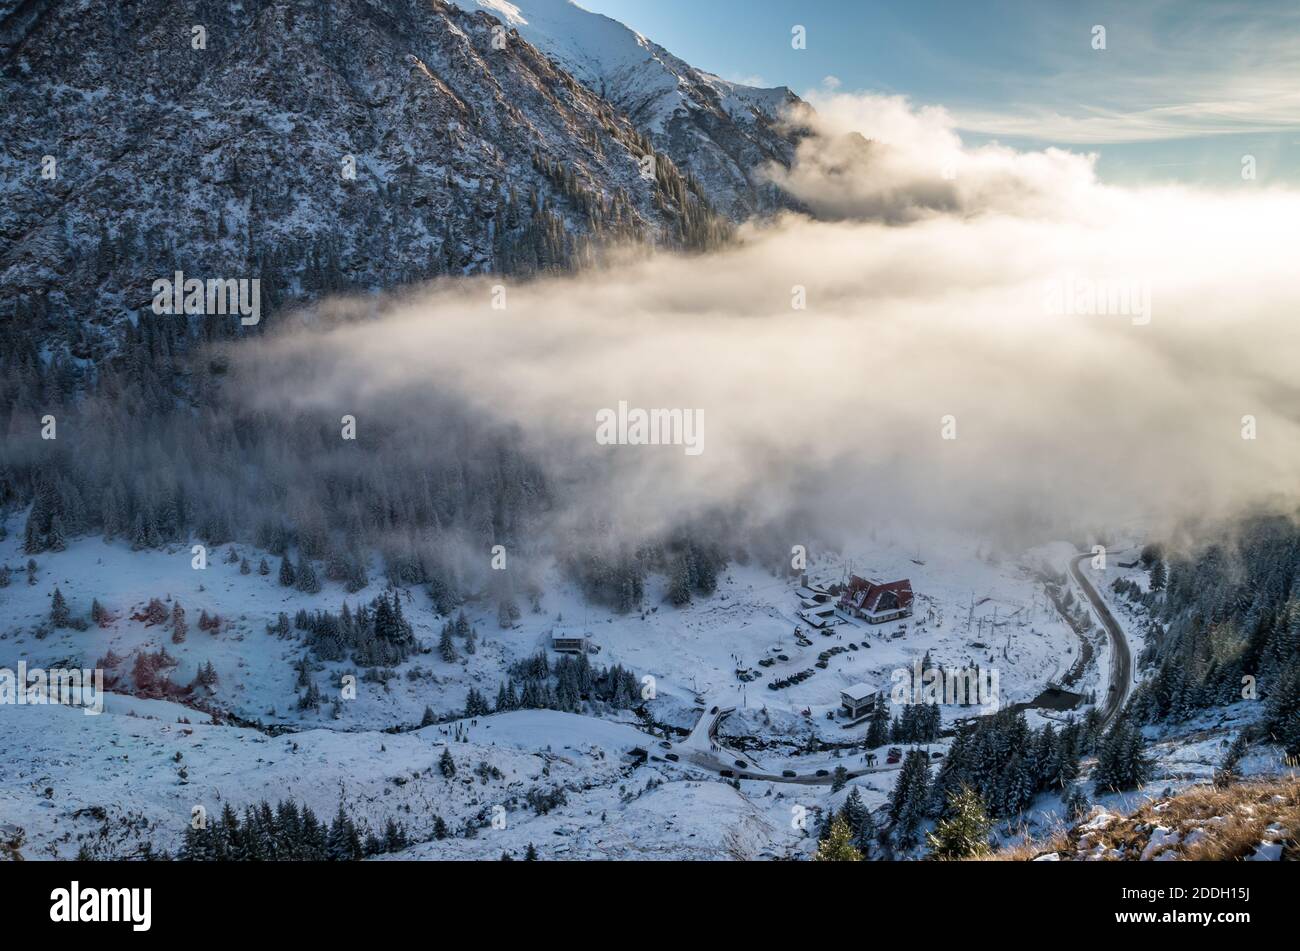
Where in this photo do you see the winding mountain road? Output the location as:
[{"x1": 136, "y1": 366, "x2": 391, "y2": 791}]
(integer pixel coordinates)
[
  {"x1": 672, "y1": 702, "x2": 904, "y2": 785},
  {"x1": 1067, "y1": 552, "x2": 1133, "y2": 729}
]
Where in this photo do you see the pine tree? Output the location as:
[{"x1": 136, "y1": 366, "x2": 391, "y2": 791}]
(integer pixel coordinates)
[
  {"x1": 1093, "y1": 716, "x2": 1150, "y2": 793},
  {"x1": 170, "y1": 602, "x2": 187, "y2": 643},
  {"x1": 383, "y1": 818, "x2": 407, "y2": 852},
  {"x1": 840, "y1": 787, "x2": 875, "y2": 858},
  {"x1": 889, "y1": 749, "x2": 932, "y2": 848},
  {"x1": 438, "y1": 621, "x2": 458, "y2": 663},
  {"x1": 926, "y1": 787, "x2": 991, "y2": 859},
  {"x1": 866, "y1": 701, "x2": 890, "y2": 748},
  {"x1": 47, "y1": 515, "x2": 66, "y2": 552},
  {"x1": 439, "y1": 746, "x2": 456, "y2": 778},
  {"x1": 49, "y1": 586, "x2": 70, "y2": 627},
  {"x1": 999, "y1": 751, "x2": 1036, "y2": 816},
  {"x1": 297, "y1": 679, "x2": 321, "y2": 712},
  {"x1": 1063, "y1": 783, "x2": 1091, "y2": 822},
  {"x1": 421, "y1": 705, "x2": 436, "y2": 727},
  {"x1": 524, "y1": 842, "x2": 538, "y2": 860},
  {"x1": 295, "y1": 555, "x2": 321, "y2": 594},
  {"x1": 668, "y1": 554, "x2": 691, "y2": 606},
  {"x1": 814, "y1": 816, "x2": 863, "y2": 861},
  {"x1": 831, "y1": 765, "x2": 848, "y2": 792},
  {"x1": 326, "y1": 804, "x2": 361, "y2": 861},
  {"x1": 279, "y1": 556, "x2": 295, "y2": 587}
]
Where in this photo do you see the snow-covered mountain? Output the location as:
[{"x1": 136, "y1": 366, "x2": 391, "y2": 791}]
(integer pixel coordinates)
[
  {"x1": 464, "y1": 0, "x2": 803, "y2": 218},
  {"x1": 0, "y1": 0, "x2": 729, "y2": 352}
]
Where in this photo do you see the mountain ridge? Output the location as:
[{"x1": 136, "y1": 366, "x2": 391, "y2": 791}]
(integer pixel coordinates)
[
  {"x1": 465, "y1": 0, "x2": 803, "y2": 218},
  {"x1": 0, "y1": 0, "x2": 737, "y2": 354}
]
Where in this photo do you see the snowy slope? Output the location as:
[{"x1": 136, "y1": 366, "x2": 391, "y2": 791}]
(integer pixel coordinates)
[
  {"x1": 0, "y1": 526, "x2": 1079, "y2": 738},
  {"x1": 2, "y1": 517, "x2": 1288, "y2": 859},
  {"x1": 463, "y1": 0, "x2": 803, "y2": 217},
  {"x1": 0, "y1": 0, "x2": 721, "y2": 355},
  {"x1": 471, "y1": 0, "x2": 792, "y2": 127}
]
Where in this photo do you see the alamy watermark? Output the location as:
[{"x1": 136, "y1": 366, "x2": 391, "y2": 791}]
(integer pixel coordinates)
[
  {"x1": 890, "y1": 659, "x2": 1000, "y2": 713},
  {"x1": 50, "y1": 881, "x2": 150, "y2": 931},
  {"x1": 596, "y1": 401, "x2": 703, "y2": 456},
  {"x1": 151, "y1": 270, "x2": 260, "y2": 325},
  {"x1": 0, "y1": 662, "x2": 104, "y2": 715},
  {"x1": 1044, "y1": 272, "x2": 1151, "y2": 326}
]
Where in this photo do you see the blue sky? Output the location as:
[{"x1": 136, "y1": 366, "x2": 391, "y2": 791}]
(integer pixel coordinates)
[{"x1": 578, "y1": 0, "x2": 1300, "y2": 184}]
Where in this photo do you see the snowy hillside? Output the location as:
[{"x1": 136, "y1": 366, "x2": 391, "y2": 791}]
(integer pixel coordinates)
[
  {"x1": 5, "y1": 509, "x2": 1284, "y2": 861},
  {"x1": 463, "y1": 0, "x2": 803, "y2": 217},
  {"x1": 0, "y1": 522, "x2": 1081, "y2": 738},
  {"x1": 0, "y1": 0, "x2": 727, "y2": 355}
]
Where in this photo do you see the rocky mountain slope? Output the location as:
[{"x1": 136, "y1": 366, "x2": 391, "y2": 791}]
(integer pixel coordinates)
[
  {"x1": 0, "y1": 0, "x2": 729, "y2": 353},
  {"x1": 466, "y1": 0, "x2": 803, "y2": 219},
  {"x1": 995, "y1": 776, "x2": 1298, "y2": 861}
]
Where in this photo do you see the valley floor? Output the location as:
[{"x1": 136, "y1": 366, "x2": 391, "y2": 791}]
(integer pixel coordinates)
[{"x1": 0, "y1": 522, "x2": 1292, "y2": 860}]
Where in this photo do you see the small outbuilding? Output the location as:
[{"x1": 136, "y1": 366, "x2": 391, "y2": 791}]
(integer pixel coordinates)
[
  {"x1": 800, "y1": 602, "x2": 839, "y2": 628},
  {"x1": 550, "y1": 628, "x2": 593, "y2": 654},
  {"x1": 840, "y1": 683, "x2": 879, "y2": 719}
]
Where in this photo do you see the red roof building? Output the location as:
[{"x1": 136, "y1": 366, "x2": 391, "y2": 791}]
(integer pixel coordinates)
[{"x1": 840, "y1": 575, "x2": 914, "y2": 623}]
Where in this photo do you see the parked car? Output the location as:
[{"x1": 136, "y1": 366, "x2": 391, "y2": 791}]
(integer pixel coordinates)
[
  {"x1": 782, "y1": 770, "x2": 797, "y2": 778},
  {"x1": 815, "y1": 769, "x2": 829, "y2": 777},
  {"x1": 886, "y1": 754, "x2": 901, "y2": 765},
  {"x1": 888, "y1": 747, "x2": 903, "y2": 758},
  {"x1": 719, "y1": 769, "x2": 735, "y2": 778},
  {"x1": 734, "y1": 759, "x2": 748, "y2": 769},
  {"x1": 930, "y1": 751, "x2": 945, "y2": 759}
]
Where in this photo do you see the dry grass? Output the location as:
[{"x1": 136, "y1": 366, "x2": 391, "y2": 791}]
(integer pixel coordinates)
[
  {"x1": 977, "y1": 827, "x2": 1073, "y2": 862},
  {"x1": 983, "y1": 774, "x2": 1299, "y2": 861},
  {"x1": 0, "y1": 825, "x2": 24, "y2": 862}
]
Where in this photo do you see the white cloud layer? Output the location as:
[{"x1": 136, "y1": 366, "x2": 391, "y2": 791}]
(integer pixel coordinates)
[{"x1": 230, "y1": 95, "x2": 1300, "y2": 550}]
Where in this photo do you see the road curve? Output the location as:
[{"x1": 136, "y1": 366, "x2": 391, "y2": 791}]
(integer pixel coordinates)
[
  {"x1": 1068, "y1": 552, "x2": 1133, "y2": 729},
  {"x1": 673, "y1": 704, "x2": 903, "y2": 785}
]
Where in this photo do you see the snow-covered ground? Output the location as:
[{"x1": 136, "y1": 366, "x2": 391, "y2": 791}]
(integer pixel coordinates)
[
  {"x1": 1, "y1": 517, "x2": 1286, "y2": 860},
  {"x1": 0, "y1": 524, "x2": 1079, "y2": 737},
  {"x1": 456, "y1": 0, "x2": 799, "y2": 218},
  {"x1": 465, "y1": 0, "x2": 793, "y2": 132}
]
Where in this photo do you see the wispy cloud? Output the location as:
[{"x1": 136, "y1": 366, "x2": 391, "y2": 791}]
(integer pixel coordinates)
[
  {"x1": 947, "y1": 2, "x2": 1300, "y2": 144},
  {"x1": 956, "y1": 91, "x2": 1300, "y2": 145},
  {"x1": 230, "y1": 95, "x2": 1300, "y2": 548}
]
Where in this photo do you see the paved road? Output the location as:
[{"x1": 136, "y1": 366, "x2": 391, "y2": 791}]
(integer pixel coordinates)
[
  {"x1": 1068, "y1": 552, "x2": 1133, "y2": 729},
  {"x1": 672, "y1": 703, "x2": 903, "y2": 785}
]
